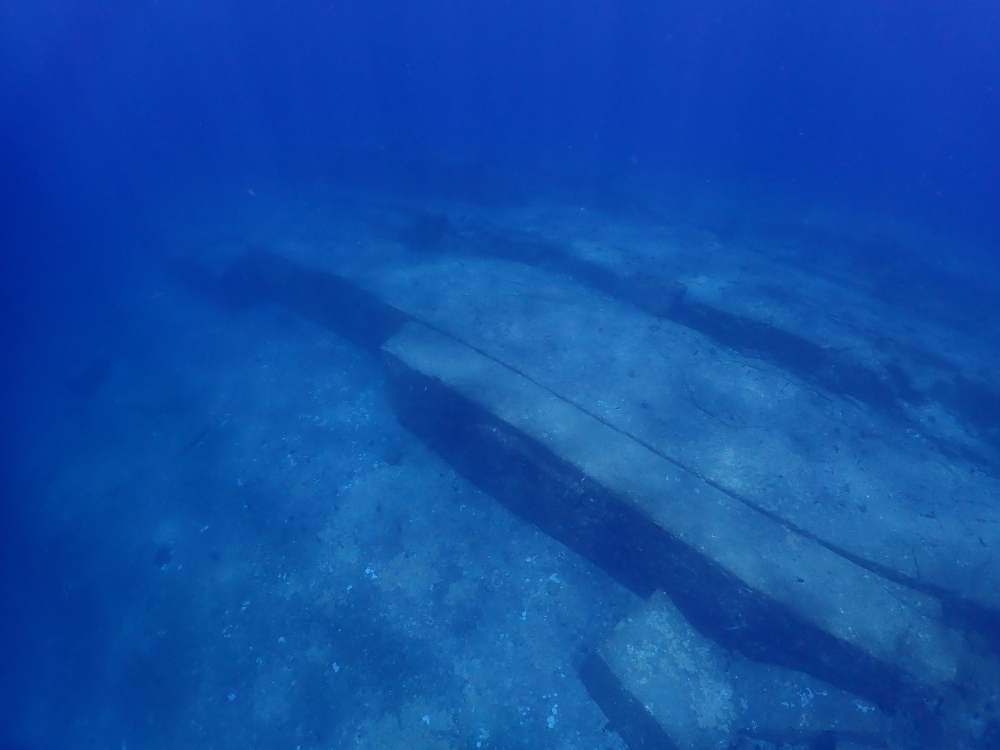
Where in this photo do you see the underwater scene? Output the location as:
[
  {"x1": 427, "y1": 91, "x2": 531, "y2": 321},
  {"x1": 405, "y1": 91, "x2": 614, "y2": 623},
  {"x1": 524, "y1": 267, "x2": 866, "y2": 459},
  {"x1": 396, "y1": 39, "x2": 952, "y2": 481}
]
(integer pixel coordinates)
[{"x1": 2, "y1": 2, "x2": 1000, "y2": 749}]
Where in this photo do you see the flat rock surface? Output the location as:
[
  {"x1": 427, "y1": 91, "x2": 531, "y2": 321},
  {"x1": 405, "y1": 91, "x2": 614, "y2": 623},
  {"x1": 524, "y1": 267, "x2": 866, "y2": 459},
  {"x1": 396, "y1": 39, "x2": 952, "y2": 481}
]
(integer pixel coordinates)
[
  {"x1": 593, "y1": 591, "x2": 889, "y2": 750},
  {"x1": 455, "y1": 202, "x2": 1000, "y2": 468},
  {"x1": 331, "y1": 250, "x2": 1000, "y2": 616},
  {"x1": 382, "y1": 320, "x2": 962, "y2": 689}
]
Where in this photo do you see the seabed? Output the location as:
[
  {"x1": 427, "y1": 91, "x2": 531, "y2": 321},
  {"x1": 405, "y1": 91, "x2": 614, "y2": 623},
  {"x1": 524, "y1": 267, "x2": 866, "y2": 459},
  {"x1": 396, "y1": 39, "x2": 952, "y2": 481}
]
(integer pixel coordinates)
[{"x1": 29, "y1": 183, "x2": 1000, "y2": 750}]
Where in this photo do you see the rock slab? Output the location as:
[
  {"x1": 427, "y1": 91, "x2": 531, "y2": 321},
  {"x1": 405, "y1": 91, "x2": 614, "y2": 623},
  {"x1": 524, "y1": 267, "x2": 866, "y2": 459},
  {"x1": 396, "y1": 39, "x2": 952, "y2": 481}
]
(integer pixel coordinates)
[
  {"x1": 581, "y1": 591, "x2": 889, "y2": 750},
  {"x1": 381, "y1": 320, "x2": 961, "y2": 705}
]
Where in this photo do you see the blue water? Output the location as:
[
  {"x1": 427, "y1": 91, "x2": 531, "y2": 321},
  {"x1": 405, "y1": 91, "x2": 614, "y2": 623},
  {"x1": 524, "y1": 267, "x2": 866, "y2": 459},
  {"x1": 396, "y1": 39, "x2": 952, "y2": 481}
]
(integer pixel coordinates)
[{"x1": 2, "y1": 2, "x2": 999, "y2": 749}]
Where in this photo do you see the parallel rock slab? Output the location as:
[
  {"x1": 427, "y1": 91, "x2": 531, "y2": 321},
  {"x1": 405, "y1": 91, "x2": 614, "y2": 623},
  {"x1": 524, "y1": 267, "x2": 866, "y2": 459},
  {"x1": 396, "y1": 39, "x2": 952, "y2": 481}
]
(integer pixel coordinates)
[
  {"x1": 446, "y1": 204, "x2": 1000, "y2": 469},
  {"x1": 335, "y1": 253, "x2": 1000, "y2": 621},
  {"x1": 382, "y1": 320, "x2": 962, "y2": 704}
]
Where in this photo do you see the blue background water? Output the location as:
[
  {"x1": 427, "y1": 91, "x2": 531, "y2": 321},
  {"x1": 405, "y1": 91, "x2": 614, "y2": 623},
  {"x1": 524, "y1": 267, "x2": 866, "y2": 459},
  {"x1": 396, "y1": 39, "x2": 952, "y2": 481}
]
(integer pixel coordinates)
[
  {"x1": 4, "y1": 1, "x2": 998, "y2": 234},
  {"x1": 1, "y1": 1, "x2": 998, "y2": 747}
]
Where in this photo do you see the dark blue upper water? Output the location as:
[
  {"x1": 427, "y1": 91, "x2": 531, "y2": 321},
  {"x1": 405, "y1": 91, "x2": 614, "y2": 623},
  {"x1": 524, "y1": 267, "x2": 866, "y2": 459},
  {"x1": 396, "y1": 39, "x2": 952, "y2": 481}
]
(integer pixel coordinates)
[{"x1": 5, "y1": 1, "x2": 999, "y2": 230}]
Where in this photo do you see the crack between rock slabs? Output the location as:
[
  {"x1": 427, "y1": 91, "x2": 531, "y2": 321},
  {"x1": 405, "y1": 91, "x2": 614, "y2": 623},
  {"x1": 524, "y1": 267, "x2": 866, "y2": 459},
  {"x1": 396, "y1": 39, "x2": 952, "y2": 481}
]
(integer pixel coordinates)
[{"x1": 418, "y1": 320, "x2": 951, "y2": 605}]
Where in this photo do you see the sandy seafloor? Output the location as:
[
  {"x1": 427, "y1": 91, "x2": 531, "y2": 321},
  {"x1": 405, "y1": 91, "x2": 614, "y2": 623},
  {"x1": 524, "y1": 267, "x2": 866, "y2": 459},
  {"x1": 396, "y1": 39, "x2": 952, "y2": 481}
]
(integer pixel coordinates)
[
  {"x1": 10, "y1": 190, "x2": 643, "y2": 750},
  {"x1": 10, "y1": 180, "x2": 997, "y2": 750}
]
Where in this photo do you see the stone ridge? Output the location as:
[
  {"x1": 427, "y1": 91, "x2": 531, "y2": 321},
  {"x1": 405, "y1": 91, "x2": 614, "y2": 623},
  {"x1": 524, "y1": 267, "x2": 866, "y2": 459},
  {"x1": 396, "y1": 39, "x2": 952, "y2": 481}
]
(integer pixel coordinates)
[{"x1": 382, "y1": 320, "x2": 962, "y2": 703}]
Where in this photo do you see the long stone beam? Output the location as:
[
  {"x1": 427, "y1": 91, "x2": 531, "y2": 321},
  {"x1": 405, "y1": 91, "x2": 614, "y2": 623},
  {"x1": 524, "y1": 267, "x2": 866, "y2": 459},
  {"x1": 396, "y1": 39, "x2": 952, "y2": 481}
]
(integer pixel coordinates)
[
  {"x1": 382, "y1": 320, "x2": 962, "y2": 707},
  {"x1": 326, "y1": 253, "x2": 1000, "y2": 623}
]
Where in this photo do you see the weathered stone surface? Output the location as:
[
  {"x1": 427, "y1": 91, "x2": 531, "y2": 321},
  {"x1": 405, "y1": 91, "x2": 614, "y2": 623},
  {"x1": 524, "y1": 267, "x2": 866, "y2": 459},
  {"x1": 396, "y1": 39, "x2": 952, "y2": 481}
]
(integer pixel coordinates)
[
  {"x1": 196, "y1": 247, "x2": 996, "y2": 708},
  {"x1": 671, "y1": 268, "x2": 1000, "y2": 467},
  {"x1": 442, "y1": 204, "x2": 1000, "y2": 471},
  {"x1": 179, "y1": 200, "x2": 1000, "y2": 749},
  {"x1": 382, "y1": 320, "x2": 962, "y2": 701},
  {"x1": 338, "y1": 253, "x2": 1000, "y2": 620},
  {"x1": 582, "y1": 591, "x2": 889, "y2": 750}
]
